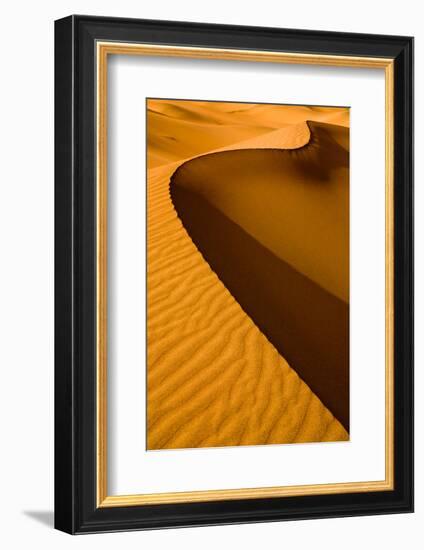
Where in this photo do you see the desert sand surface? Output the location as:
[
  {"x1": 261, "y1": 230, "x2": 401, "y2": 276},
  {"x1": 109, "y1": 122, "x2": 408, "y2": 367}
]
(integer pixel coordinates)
[{"x1": 147, "y1": 99, "x2": 349, "y2": 449}]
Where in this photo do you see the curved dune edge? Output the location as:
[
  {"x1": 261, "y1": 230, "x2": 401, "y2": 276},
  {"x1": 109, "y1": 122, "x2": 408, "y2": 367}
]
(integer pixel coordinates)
[{"x1": 147, "y1": 123, "x2": 349, "y2": 450}]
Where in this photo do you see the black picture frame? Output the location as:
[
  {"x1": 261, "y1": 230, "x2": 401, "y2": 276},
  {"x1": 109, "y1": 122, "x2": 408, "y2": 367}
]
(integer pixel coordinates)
[{"x1": 55, "y1": 15, "x2": 414, "y2": 534}]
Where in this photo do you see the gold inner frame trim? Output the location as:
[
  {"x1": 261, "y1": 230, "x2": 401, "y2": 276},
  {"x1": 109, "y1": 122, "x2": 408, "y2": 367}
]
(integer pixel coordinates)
[{"x1": 96, "y1": 41, "x2": 395, "y2": 508}]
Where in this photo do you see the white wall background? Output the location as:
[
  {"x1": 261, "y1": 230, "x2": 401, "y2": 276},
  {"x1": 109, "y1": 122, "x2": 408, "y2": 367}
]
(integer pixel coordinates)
[{"x1": 0, "y1": 1, "x2": 420, "y2": 548}]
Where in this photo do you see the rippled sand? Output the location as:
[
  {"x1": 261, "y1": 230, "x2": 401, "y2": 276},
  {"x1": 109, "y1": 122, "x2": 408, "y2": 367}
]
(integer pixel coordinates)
[{"x1": 147, "y1": 100, "x2": 349, "y2": 450}]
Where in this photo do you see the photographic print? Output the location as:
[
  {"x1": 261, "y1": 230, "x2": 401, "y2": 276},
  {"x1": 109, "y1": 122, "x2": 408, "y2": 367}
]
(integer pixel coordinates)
[{"x1": 146, "y1": 99, "x2": 350, "y2": 450}]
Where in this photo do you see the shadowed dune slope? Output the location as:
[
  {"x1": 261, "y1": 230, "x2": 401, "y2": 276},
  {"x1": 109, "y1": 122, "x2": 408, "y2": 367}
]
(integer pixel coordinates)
[{"x1": 171, "y1": 183, "x2": 349, "y2": 431}]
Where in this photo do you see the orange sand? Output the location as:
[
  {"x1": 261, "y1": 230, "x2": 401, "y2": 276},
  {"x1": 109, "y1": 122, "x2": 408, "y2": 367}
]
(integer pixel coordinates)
[{"x1": 147, "y1": 100, "x2": 349, "y2": 449}]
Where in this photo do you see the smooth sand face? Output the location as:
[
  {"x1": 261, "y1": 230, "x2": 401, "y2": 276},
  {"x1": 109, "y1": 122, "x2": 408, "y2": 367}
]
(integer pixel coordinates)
[{"x1": 147, "y1": 99, "x2": 349, "y2": 449}]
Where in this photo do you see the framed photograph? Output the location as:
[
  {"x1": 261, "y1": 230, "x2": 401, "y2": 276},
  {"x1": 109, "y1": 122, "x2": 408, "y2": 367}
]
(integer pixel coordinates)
[{"x1": 54, "y1": 15, "x2": 413, "y2": 534}]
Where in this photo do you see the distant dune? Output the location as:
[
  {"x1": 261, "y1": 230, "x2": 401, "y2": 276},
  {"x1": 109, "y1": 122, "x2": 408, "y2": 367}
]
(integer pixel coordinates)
[
  {"x1": 147, "y1": 100, "x2": 348, "y2": 168},
  {"x1": 147, "y1": 100, "x2": 349, "y2": 450}
]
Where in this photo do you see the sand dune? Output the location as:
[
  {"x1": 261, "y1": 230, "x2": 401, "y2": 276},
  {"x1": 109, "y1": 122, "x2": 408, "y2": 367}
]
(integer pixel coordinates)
[
  {"x1": 148, "y1": 118, "x2": 273, "y2": 168},
  {"x1": 171, "y1": 122, "x2": 349, "y2": 430},
  {"x1": 146, "y1": 100, "x2": 349, "y2": 450},
  {"x1": 147, "y1": 103, "x2": 274, "y2": 168}
]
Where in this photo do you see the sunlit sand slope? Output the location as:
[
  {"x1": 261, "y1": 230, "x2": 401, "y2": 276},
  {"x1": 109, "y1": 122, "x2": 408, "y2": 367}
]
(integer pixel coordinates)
[{"x1": 147, "y1": 102, "x2": 349, "y2": 449}]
